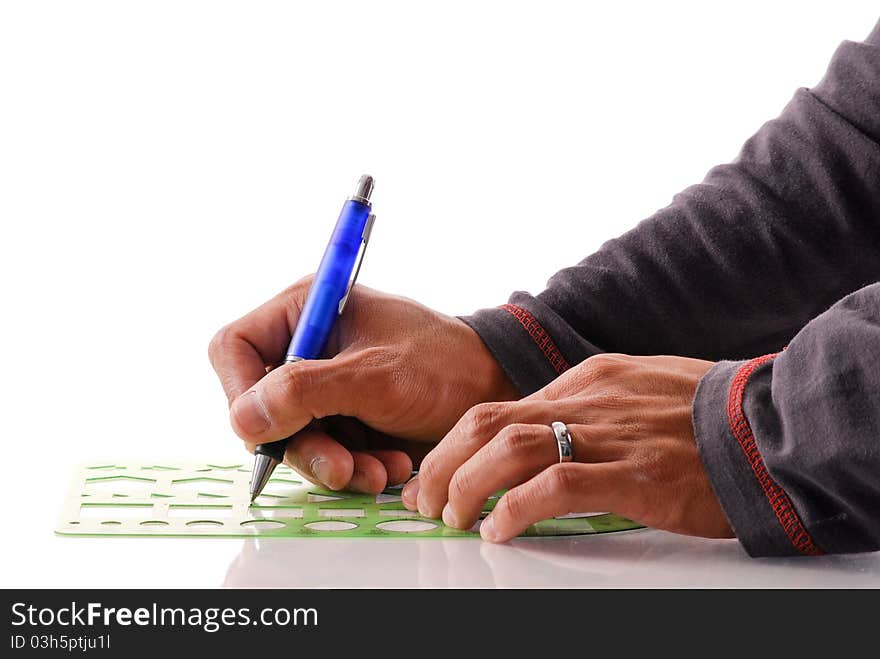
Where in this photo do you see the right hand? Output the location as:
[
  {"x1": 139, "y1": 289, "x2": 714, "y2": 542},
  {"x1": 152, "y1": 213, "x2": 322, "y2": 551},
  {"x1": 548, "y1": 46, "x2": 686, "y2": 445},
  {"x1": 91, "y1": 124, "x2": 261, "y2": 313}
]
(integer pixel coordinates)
[{"x1": 208, "y1": 278, "x2": 518, "y2": 493}]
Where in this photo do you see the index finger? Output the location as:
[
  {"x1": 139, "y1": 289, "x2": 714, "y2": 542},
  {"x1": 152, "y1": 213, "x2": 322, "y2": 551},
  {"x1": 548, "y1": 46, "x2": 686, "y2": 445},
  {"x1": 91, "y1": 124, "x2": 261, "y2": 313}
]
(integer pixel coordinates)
[
  {"x1": 416, "y1": 400, "x2": 553, "y2": 518},
  {"x1": 208, "y1": 286, "x2": 303, "y2": 404}
]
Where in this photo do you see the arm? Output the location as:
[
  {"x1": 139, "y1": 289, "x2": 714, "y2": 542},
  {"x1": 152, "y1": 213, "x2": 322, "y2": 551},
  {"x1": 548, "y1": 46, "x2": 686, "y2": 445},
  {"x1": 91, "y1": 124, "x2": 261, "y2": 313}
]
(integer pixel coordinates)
[
  {"x1": 694, "y1": 282, "x2": 880, "y2": 556},
  {"x1": 465, "y1": 21, "x2": 880, "y2": 395}
]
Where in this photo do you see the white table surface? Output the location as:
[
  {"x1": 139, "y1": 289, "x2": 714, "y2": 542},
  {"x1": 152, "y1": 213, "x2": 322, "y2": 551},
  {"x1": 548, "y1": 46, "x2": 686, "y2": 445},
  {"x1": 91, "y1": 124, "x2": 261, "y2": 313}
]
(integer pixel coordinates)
[{"x1": 8, "y1": 526, "x2": 880, "y2": 589}]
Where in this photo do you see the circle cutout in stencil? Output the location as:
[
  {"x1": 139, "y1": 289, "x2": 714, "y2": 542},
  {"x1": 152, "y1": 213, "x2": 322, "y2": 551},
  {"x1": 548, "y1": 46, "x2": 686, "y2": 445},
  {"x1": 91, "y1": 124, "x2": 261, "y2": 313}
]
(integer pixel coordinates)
[
  {"x1": 240, "y1": 520, "x2": 285, "y2": 530},
  {"x1": 304, "y1": 520, "x2": 357, "y2": 531},
  {"x1": 140, "y1": 520, "x2": 169, "y2": 526},
  {"x1": 100, "y1": 520, "x2": 122, "y2": 525},
  {"x1": 185, "y1": 520, "x2": 224, "y2": 528},
  {"x1": 376, "y1": 520, "x2": 437, "y2": 533}
]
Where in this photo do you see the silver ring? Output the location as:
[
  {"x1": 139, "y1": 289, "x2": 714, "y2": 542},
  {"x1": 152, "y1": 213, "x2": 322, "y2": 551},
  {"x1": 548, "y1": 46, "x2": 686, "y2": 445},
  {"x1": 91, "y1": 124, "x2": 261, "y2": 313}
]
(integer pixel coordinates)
[{"x1": 551, "y1": 421, "x2": 573, "y2": 463}]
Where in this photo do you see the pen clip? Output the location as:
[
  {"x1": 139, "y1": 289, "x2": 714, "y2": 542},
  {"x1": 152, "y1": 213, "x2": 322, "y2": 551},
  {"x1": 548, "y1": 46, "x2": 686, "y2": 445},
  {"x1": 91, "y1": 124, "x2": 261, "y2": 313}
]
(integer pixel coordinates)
[{"x1": 338, "y1": 213, "x2": 375, "y2": 315}]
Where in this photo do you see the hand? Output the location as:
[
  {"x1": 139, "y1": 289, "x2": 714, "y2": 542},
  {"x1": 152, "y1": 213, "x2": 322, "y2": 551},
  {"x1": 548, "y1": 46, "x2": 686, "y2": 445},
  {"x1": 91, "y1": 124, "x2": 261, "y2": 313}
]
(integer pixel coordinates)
[
  {"x1": 402, "y1": 353, "x2": 733, "y2": 542},
  {"x1": 208, "y1": 278, "x2": 518, "y2": 493}
]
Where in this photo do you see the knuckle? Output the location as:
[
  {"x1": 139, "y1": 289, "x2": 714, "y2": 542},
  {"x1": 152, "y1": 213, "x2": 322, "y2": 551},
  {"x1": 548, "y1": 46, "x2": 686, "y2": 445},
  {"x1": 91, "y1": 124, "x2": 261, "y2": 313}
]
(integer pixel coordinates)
[
  {"x1": 463, "y1": 402, "x2": 508, "y2": 439},
  {"x1": 360, "y1": 346, "x2": 399, "y2": 387},
  {"x1": 358, "y1": 345, "x2": 394, "y2": 369},
  {"x1": 632, "y1": 448, "x2": 666, "y2": 486},
  {"x1": 584, "y1": 353, "x2": 619, "y2": 376},
  {"x1": 448, "y1": 470, "x2": 474, "y2": 503},
  {"x1": 497, "y1": 424, "x2": 539, "y2": 455},
  {"x1": 556, "y1": 354, "x2": 625, "y2": 394},
  {"x1": 416, "y1": 457, "x2": 437, "y2": 485},
  {"x1": 544, "y1": 463, "x2": 578, "y2": 497},
  {"x1": 281, "y1": 363, "x2": 314, "y2": 410},
  {"x1": 591, "y1": 388, "x2": 630, "y2": 410},
  {"x1": 207, "y1": 324, "x2": 234, "y2": 363},
  {"x1": 498, "y1": 489, "x2": 529, "y2": 523}
]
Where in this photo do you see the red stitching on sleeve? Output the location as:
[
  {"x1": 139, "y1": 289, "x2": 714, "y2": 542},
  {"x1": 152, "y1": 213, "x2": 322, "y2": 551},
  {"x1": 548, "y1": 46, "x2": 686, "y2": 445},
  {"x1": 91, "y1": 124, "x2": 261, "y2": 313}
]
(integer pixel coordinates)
[
  {"x1": 499, "y1": 304, "x2": 571, "y2": 375},
  {"x1": 727, "y1": 353, "x2": 824, "y2": 556}
]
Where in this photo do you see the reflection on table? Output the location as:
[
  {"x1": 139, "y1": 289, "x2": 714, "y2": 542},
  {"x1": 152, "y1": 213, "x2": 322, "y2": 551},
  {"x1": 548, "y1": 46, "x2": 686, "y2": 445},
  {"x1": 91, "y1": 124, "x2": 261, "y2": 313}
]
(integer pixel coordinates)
[{"x1": 222, "y1": 529, "x2": 880, "y2": 588}]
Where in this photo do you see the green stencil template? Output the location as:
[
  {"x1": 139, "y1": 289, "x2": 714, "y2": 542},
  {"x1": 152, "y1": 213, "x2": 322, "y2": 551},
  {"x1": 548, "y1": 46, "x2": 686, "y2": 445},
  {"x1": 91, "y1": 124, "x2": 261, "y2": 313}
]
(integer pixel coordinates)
[{"x1": 56, "y1": 463, "x2": 643, "y2": 538}]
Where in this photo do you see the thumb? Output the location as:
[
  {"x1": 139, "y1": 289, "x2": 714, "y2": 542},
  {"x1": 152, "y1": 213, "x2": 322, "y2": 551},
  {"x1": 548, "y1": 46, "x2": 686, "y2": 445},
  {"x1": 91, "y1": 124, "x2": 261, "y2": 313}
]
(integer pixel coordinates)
[{"x1": 229, "y1": 353, "x2": 372, "y2": 443}]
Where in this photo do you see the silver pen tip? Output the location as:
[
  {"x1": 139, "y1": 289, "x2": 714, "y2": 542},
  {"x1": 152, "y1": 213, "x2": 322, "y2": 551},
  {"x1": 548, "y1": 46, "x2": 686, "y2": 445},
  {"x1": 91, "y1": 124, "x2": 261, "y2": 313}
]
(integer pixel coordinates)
[
  {"x1": 352, "y1": 174, "x2": 374, "y2": 204},
  {"x1": 248, "y1": 453, "x2": 280, "y2": 503}
]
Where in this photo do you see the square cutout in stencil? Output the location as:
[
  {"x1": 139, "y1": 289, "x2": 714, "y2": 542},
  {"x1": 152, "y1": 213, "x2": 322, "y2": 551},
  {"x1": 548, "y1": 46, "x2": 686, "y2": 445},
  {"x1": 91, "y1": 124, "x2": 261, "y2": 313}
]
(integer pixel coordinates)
[
  {"x1": 80, "y1": 504, "x2": 153, "y2": 520},
  {"x1": 168, "y1": 505, "x2": 234, "y2": 519},
  {"x1": 170, "y1": 477, "x2": 234, "y2": 491},
  {"x1": 85, "y1": 476, "x2": 156, "y2": 494}
]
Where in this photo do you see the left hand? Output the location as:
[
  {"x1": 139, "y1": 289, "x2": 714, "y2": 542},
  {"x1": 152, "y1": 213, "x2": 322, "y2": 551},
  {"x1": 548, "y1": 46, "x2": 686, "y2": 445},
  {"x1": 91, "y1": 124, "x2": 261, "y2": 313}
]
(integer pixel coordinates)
[{"x1": 401, "y1": 353, "x2": 734, "y2": 542}]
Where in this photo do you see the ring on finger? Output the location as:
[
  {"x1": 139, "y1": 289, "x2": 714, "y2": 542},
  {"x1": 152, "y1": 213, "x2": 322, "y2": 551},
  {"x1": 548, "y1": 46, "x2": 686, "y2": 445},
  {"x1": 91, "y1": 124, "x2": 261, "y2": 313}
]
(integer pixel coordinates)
[{"x1": 551, "y1": 421, "x2": 573, "y2": 463}]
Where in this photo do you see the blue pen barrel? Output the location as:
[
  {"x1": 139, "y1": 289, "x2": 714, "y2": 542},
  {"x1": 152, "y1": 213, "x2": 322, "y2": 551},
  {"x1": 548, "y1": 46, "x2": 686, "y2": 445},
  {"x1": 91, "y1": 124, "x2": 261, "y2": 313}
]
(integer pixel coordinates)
[{"x1": 287, "y1": 198, "x2": 372, "y2": 360}]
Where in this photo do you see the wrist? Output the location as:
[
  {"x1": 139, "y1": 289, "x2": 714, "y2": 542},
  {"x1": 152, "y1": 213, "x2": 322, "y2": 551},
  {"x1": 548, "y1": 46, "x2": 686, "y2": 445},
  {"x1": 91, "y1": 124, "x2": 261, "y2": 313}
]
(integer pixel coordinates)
[{"x1": 452, "y1": 317, "x2": 519, "y2": 403}]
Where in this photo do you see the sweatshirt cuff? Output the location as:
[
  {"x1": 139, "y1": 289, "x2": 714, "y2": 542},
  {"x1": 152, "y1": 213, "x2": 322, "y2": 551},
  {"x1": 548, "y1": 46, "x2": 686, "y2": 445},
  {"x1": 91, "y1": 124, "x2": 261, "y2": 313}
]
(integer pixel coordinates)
[
  {"x1": 692, "y1": 357, "x2": 825, "y2": 557},
  {"x1": 461, "y1": 292, "x2": 602, "y2": 396}
]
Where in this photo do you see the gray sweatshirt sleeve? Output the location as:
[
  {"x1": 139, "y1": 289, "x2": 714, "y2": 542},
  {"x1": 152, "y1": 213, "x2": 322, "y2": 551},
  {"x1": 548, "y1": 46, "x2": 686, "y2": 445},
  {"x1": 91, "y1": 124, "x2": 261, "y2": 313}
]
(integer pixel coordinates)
[
  {"x1": 462, "y1": 20, "x2": 880, "y2": 556},
  {"x1": 693, "y1": 284, "x2": 880, "y2": 556},
  {"x1": 463, "y1": 21, "x2": 880, "y2": 396}
]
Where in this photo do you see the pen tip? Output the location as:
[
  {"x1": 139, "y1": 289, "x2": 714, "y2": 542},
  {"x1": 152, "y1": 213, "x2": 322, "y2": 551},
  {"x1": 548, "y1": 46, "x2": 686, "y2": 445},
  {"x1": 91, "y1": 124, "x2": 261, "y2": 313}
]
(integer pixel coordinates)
[{"x1": 248, "y1": 453, "x2": 279, "y2": 503}]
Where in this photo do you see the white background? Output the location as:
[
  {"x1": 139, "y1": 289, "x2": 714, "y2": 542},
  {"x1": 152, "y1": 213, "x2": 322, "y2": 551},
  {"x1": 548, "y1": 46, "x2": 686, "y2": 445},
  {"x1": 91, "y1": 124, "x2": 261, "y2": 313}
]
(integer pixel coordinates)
[{"x1": 1, "y1": 1, "x2": 878, "y2": 587}]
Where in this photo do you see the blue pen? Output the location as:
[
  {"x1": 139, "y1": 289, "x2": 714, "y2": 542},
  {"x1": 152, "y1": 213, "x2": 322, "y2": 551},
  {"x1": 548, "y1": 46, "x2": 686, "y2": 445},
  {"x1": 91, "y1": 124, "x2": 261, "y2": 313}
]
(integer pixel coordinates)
[{"x1": 249, "y1": 175, "x2": 377, "y2": 502}]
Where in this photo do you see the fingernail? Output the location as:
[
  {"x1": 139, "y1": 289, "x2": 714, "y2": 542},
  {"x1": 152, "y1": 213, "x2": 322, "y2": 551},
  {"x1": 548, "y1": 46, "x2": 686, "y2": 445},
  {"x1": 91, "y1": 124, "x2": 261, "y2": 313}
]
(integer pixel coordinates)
[
  {"x1": 441, "y1": 504, "x2": 459, "y2": 529},
  {"x1": 231, "y1": 391, "x2": 270, "y2": 436},
  {"x1": 309, "y1": 456, "x2": 332, "y2": 488},
  {"x1": 401, "y1": 480, "x2": 420, "y2": 508},
  {"x1": 416, "y1": 492, "x2": 432, "y2": 518},
  {"x1": 480, "y1": 515, "x2": 499, "y2": 542}
]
